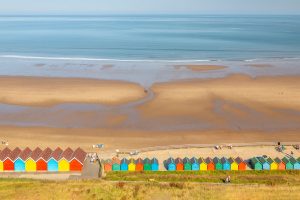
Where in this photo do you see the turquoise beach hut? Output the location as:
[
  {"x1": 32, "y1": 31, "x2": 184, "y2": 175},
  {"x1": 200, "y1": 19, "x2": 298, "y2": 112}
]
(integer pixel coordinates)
[
  {"x1": 221, "y1": 157, "x2": 230, "y2": 170},
  {"x1": 47, "y1": 147, "x2": 63, "y2": 172},
  {"x1": 282, "y1": 157, "x2": 293, "y2": 170},
  {"x1": 191, "y1": 157, "x2": 199, "y2": 171},
  {"x1": 250, "y1": 157, "x2": 262, "y2": 170},
  {"x1": 151, "y1": 158, "x2": 159, "y2": 171},
  {"x1": 183, "y1": 157, "x2": 192, "y2": 171},
  {"x1": 290, "y1": 157, "x2": 300, "y2": 170},
  {"x1": 258, "y1": 157, "x2": 270, "y2": 170},
  {"x1": 120, "y1": 158, "x2": 128, "y2": 171},
  {"x1": 166, "y1": 158, "x2": 176, "y2": 171},
  {"x1": 15, "y1": 147, "x2": 32, "y2": 172},
  {"x1": 213, "y1": 157, "x2": 222, "y2": 170}
]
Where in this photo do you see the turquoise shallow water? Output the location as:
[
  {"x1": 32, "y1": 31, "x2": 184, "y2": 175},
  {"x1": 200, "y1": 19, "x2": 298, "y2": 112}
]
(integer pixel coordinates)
[{"x1": 0, "y1": 15, "x2": 300, "y2": 61}]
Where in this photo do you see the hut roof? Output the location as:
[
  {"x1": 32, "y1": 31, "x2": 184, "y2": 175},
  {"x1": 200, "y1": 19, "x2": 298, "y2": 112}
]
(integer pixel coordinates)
[
  {"x1": 30, "y1": 147, "x2": 43, "y2": 161},
  {"x1": 205, "y1": 157, "x2": 213, "y2": 163},
  {"x1": 274, "y1": 157, "x2": 283, "y2": 164},
  {"x1": 0, "y1": 147, "x2": 11, "y2": 161},
  {"x1": 135, "y1": 158, "x2": 143, "y2": 164},
  {"x1": 129, "y1": 158, "x2": 135, "y2": 164},
  {"x1": 8, "y1": 147, "x2": 22, "y2": 162},
  {"x1": 266, "y1": 157, "x2": 275, "y2": 164},
  {"x1": 175, "y1": 158, "x2": 183, "y2": 164},
  {"x1": 199, "y1": 157, "x2": 205, "y2": 164},
  {"x1": 143, "y1": 158, "x2": 151, "y2": 164},
  {"x1": 51, "y1": 147, "x2": 63, "y2": 161},
  {"x1": 257, "y1": 157, "x2": 267, "y2": 164},
  {"x1": 112, "y1": 157, "x2": 121, "y2": 164},
  {"x1": 290, "y1": 157, "x2": 298, "y2": 164},
  {"x1": 60, "y1": 147, "x2": 74, "y2": 161},
  {"x1": 221, "y1": 157, "x2": 229, "y2": 164},
  {"x1": 103, "y1": 159, "x2": 112, "y2": 164},
  {"x1": 19, "y1": 147, "x2": 32, "y2": 161},
  {"x1": 235, "y1": 157, "x2": 244, "y2": 164},
  {"x1": 151, "y1": 158, "x2": 158, "y2": 164},
  {"x1": 183, "y1": 157, "x2": 191, "y2": 164},
  {"x1": 121, "y1": 158, "x2": 128, "y2": 164},
  {"x1": 71, "y1": 148, "x2": 87, "y2": 164},
  {"x1": 167, "y1": 157, "x2": 175, "y2": 164},
  {"x1": 39, "y1": 147, "x2": 53, "y2": 162},
  {"x1": 191, "y1": 157, "x2": 198, "y2": 164},
  {"x1": 213, "y1": 157, "x2": 221, "y2": 164},
  {"x1": 228, "y1": 157, "x2": 236, "y2": 164},
  {"x1": 282, "y1": 157, "x2": 291, "y2": 164}
]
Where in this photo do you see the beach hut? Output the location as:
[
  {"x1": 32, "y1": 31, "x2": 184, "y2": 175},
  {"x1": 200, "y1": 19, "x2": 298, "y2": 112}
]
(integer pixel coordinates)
[
  {"x1": 143, "y1": 158, "x2": 152, "y2": 171},
  {"x1": 266, "y1": 157, "x2": 278, "y2": 170},
  {"x1": 228, "y1": 157, "x2": 238, "y2": 171},
  {"x1": 191, "y1": 157, "x2": 199, "y2": 171},
  {"x1": 36, "y1": 147, "x2": 52, "y2": 171},
  {"x1": 290, "y1": 157, "x2": 300, "y2": 170},
  {"x1": 25, "y1": 147, "x2": 42, "y2": 172},
  {"x1": 4, "y1": 148, "x2": 21, "y2": 171},
  {"x1": 221, "y1": 157, "x2": 230, "y2": 170},
  {"x1": 205, "y1": 157, "x2": 214, "y2": 171},
  {"x1": 48, "y1": 147, "x2": 63, "y2": 172},
  {"x1": 135, "y1": 158, "x2": 144, "y2": 171},
  {"x1": 213, "y1": 157, "x2": 222, "y2": 170},
  {"x1": 183, "y1": 157, "x2": 192, "y2": 171},
  {"x1": 257, "y1": 157, "x2": 270, "y2": 170},
  {"x1": 112, "y1": 157, "x2": 121, "y2": 171},
  {"x1": 69, "y1": 148, "x2": 86, "y2": 171},
  {"x1": 15, "y1": 147, "x2": 32, "y2": 172},
  {"x1": 58, "y1": 148, "x2": 74, "y2": 172},
  {"x1": 0, "y1": 148, "x2": 11, "y2": 171},
  {"x1": 175, "y1": 158, "x2": 184, "y2": 171},
  {"x1": 250, "y1": 157, "x2": 262, "y2": 170},
  {"x1": 120, "y1": 158, "x2": 128, "y2": 171},
  {"x1": 151, "y1": 158, "x2": 159, "y2": 171},
  {"x1": 166, "y1": 158, "x2": 176, "y2": 171},
  {"x1": 235, "y1": 157, "x2": 247, "y2": 171},
  {"x1": 103, "y1": 159, "x2": 112, "y2": 172},
  {"x1": 282, "y1": 157, "x2": 293, "y2": 170},
  {"x1": 274, "y1": 157, "x2": 285, "y2": 170},
  {"x1": 199, "y1": 158, "x2": 207, "y2": 171},
  {"x1": 128, "y1": 158, "x2": 136, "y2": 171}
]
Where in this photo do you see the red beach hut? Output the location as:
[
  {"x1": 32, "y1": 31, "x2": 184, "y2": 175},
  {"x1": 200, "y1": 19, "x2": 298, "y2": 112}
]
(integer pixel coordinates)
[
  {"x1": 235, "y1": 157, "x2": 247, "y2": 171},
  {"x1": 0, "y1": 147, "x2": 11, "y2": 171},
  {"x1": 205, "y1": 157, "x2": 215, "y2": 171},
  {"x1": 135, "y1": 158, "x2": 144, "y2": 171},
  {"x1": 36, "y1": 147, "x2": 53, "y2": 171},
  {"x1": 175, "y1": 158, "x2": 184, "y2": 171},
  {"x1": 103, "y1": 159, "x2": 112, "y2": 172},
  {"x1": 4, "y1": 147, "x2": 21, "y2": 171},
  {"x1": 274, "y1": 157, "x2": 285, "y2": 170},
  {"x1": 70, "y1": 148, "x2": 87, "y2": 171}
]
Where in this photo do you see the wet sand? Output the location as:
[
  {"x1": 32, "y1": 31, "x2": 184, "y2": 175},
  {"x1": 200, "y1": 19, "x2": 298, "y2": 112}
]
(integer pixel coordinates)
[
  {"x1": 0, "y1": 76, "x2": 146, "y2": 106},
  {"x1": 175, "y1": 65, "x2": 226, "y2": 72}
]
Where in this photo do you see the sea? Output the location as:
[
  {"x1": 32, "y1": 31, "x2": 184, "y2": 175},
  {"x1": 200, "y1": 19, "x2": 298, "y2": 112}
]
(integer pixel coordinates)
[{"x1": 0, "y1": 15, "x2": 300, "y2": 84}]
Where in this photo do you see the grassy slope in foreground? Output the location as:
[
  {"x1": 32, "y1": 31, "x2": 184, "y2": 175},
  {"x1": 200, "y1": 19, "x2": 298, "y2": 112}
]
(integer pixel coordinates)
[{"x1": 1, "y1": 171, "x2": 300, "y2": 200}]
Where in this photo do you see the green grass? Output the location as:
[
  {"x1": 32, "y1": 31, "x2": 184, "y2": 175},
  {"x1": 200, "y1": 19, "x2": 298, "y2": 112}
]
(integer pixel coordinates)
[{"x1": 0, "y1": 171, "x2": 299, "y2": 199}]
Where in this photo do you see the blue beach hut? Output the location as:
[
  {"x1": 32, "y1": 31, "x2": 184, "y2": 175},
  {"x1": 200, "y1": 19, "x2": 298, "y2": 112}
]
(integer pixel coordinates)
[
  {"x1": 151, "y1": 158, "x2": 159, "y2": 171},
  {"x1": 166, "y1": 158, "x2": 176, "y2": 171},
  {"x1": 191, "y1": 157, "x2": 199, "y2": 171},
  {"x1": 120, "y1": 158, "x2": 128, "y2": 171},
  {"x1": 221, "y1": 157, "x2": 231, "y2": 170},
  {"x1": 47, "y1": 147, "x2": 63, "y2": 172},
  {"x1": 290, "y1": 157, "x2": 300, "y2": 170},
  {"x1": 258, "y1": 157, "x2": 270, "y2": 170},
  {"x1": 14, "y1": 158, "x2": 25, "y2": 172}
]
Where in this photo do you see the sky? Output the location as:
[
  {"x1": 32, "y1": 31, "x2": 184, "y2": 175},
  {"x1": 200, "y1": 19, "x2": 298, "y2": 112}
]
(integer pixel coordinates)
[{"x1": 0, "y1": 0, "x2": 299, "y2": 15}]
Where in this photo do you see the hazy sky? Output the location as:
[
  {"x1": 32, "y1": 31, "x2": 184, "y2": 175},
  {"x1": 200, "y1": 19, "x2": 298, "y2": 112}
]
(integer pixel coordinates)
[{"x1": 0, "y1": 0, "x2": 300, "y2": 14}]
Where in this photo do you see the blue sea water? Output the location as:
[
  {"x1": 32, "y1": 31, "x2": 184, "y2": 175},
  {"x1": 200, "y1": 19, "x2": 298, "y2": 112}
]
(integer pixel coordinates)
[{"x1": 0, "y1": 15, "x2": 300, "y2": 61}]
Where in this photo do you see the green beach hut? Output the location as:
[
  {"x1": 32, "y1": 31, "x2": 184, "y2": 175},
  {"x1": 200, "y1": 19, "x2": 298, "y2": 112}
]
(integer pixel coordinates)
[
  {"x1": 112, "y1": 157, "x2": 121, "y2": 171},
  {"x1": 282, "y1": 157, "x2": 293, "y2": 170},
  {"x1": 183, "y1": 157, "x2": 192, "y2": 171},
  {"x1": 213, "y1": 157, "x2": 222, "y2": 170},
  {"x1": 143, "y1": 158, "x2": 152, "y2": 171},
  {"x1": 250, "y1": 157, "x2": 262, "y2": 170}
]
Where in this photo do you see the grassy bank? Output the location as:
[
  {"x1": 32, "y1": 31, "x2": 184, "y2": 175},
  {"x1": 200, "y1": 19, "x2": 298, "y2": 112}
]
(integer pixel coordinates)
[{"x1": 0, "y1": 171, "x2": 300, "y2": 199}]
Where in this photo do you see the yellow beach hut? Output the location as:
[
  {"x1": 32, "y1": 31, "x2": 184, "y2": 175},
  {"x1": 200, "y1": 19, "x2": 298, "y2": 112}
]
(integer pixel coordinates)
[
  {"x1": 267, "y1": 157, "x2": 278, "y2": 170},
  {"x1": 128, "y1": 158, "x2": 136, "y2": 171},
  {"x1": 25, "y1": 147, "x2": 42, "y2": 172},
  {"x1": 199, "y1": 157, "x2": 207, "y2": 171},
  {"x1": 58, "y1": 148, "x2": 74, "y2": 172},
  {"x1": 228, "y1": 157, "x2": 239, "y2": 171}
]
